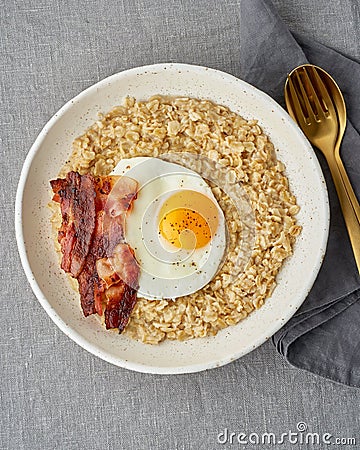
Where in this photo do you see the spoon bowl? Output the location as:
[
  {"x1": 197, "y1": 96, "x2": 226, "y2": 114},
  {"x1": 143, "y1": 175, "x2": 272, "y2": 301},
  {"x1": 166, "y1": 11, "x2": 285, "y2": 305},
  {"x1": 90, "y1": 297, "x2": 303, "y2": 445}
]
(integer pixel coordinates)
[{"x1": 319, "y1": 67, "x2": 360, "y2": 221}]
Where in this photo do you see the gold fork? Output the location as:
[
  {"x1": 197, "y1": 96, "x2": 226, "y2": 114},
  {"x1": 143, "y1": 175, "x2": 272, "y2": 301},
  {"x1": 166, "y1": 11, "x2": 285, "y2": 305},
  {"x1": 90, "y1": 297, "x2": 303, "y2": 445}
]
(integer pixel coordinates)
[{"x1": 284, "y1": 64, "x2": 360, "y2": 273}]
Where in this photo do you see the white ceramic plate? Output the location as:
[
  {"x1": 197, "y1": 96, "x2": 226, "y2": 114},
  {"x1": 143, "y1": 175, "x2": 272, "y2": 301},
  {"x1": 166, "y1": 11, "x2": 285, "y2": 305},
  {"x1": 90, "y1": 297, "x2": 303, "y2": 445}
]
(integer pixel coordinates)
[{"x1": 15, "y1": 63, "x2": 329, "y2": 374}]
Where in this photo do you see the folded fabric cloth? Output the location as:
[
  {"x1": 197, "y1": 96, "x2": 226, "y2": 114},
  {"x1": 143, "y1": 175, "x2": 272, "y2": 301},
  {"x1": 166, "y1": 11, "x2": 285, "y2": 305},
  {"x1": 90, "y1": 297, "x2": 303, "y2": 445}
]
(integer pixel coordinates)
[{"x1": 238, "y1": 0, "x2": 360, "y2": 387}]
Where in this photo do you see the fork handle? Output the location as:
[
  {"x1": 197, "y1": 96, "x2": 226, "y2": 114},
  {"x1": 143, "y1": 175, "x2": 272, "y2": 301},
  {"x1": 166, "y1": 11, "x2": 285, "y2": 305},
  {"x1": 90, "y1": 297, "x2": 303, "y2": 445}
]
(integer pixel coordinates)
[
  {"x1": 334, "y1": 143, "x2": 360, "y2": 224},
  {"x1": 327, "y1": 154, "x2": 360, "y2": 274}
]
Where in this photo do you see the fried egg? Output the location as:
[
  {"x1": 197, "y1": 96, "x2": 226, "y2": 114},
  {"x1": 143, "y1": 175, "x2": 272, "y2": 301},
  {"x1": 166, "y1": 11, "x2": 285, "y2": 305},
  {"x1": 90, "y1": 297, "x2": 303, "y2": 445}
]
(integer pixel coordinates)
[{"x1": 111, "y1": 157, "x2": 227, "y2": 299}]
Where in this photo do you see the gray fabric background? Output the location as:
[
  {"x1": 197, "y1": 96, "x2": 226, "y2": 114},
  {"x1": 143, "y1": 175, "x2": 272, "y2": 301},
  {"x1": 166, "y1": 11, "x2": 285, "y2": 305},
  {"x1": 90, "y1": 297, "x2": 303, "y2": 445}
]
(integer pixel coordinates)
[{"x1": 1, "y1": 1, "x2": 360, "y2": 449}]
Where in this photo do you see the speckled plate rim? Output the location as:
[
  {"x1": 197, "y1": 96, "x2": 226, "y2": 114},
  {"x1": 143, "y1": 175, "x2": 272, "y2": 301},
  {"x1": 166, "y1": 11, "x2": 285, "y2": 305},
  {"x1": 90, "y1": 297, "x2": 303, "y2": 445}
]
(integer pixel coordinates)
[{"x1": 15, "y1": 63, "x2": 329, "y2": 374}]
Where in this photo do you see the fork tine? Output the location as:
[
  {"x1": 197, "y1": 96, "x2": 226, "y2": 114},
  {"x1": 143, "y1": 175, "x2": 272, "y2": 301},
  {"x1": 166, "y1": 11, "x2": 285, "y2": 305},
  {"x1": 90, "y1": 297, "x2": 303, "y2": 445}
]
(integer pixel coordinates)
[
  {"x1": 294, "y1": 69, "x2": 315, "y2": 122},
  {"x1": 309, "y1": 66, "x2": 337, "y2": 117},
  {"x1": 287, "y1": 75, "x2": 310, "y2": 127},
  {"x1": 301, "y1": 66, "x2": 326, "y2": 119}
]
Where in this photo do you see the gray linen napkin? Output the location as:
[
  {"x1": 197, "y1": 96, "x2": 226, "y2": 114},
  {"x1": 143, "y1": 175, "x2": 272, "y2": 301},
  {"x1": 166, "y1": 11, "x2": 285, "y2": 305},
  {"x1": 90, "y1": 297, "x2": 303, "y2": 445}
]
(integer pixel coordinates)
[{"x1": 239, "y1": 0, "x2": 360, "y2": 387}]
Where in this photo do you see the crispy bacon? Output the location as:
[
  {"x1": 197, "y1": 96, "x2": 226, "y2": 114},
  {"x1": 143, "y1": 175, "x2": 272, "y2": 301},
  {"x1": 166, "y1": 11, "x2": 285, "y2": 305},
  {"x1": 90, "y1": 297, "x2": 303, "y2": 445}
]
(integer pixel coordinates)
[
  {"x1": 76, "y1": 177, "x2": 115, "y2": 317},
  {"x1": 100, "y1": 243, "x2": 139, "y2": 290},
  {"x1": 102, "y1": 243, "x2": 139, "y2": 330},
  {"x1": 105, "y1": 176, "x2": 138, "y2": 217},
  {"x1": 118, "y1": 285, "x2": 138, "y2": 333},
  {"x1": 51, "y1": 171, "x2": 140, "y2": 332},
  {"x1": 50, "y1": 171, "x2": 96, "y2": 278},
  {"x1": 104, "y1": 282, "x2": 138, "y2": 332},
  {"x1": 96, "y1": 257, "x2": 120, "y2": 288},
  {"x1": 104, "y1": 282, "x2": 126, "y2": 329},
  {"x1": 77, "y1": 251, "x2": 104, "y2": 317}
]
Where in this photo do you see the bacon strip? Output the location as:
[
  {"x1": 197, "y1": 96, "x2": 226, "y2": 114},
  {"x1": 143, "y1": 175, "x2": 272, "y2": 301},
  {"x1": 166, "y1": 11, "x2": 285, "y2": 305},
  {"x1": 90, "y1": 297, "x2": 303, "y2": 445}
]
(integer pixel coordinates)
[
  {"x1": 77, "y1": 251, "x2": 104, "y2": 317},
  {"x1": 118, "y1": 285, "x2": 138, "y2": 333},
  {"x1": 50, "y1": 172, "x2": 96, "y2": 278},
  {"x1": 101, "y1": 243, "x2": 139, "y2": 290},
  {"x1": 51, "y1": 171, "x2": 140, "y2": 332},
  {"x1": 104, "y1": 282, "x2": 138, "y2": 332},
  {"x1": 104, "y1": 282, "x2": 126, "y2": 329},
  {"x1": 76, "y1": 176, "x2": 116, "y2": 317},
  {"x1": 102, "y1": 243, "x2": 140, "y2": 330}
]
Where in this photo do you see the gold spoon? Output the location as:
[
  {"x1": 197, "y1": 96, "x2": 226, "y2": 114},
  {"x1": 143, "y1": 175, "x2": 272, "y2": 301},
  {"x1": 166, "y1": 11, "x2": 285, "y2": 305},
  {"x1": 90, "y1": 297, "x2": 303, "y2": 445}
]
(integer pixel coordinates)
[
  {"x1": 284, "y1": 64, "x2": 360, "y2": 273},
  {"x1": 321, "y1": 66, "x2": 360, "y2": 224}
]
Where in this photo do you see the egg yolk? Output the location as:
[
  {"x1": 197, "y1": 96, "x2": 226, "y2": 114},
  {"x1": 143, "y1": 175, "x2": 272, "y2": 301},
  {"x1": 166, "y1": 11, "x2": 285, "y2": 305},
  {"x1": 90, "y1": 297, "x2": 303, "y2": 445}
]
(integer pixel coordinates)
[{"x1": 158, "y1": 190, "x2": 219, "y2": 249}]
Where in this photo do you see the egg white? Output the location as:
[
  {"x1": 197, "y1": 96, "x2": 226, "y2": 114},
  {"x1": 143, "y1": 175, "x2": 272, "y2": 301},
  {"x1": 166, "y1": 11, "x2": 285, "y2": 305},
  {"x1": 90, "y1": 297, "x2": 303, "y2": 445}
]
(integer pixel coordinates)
[{"x1": 111, "y1": 157, "x2": 227, "y2": 300}]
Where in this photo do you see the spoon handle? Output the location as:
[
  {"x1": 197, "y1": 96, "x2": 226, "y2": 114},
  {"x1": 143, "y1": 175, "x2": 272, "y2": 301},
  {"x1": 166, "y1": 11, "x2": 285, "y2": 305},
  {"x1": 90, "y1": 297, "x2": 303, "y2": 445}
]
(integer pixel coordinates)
[
  {"x1": 327, "y1": 153, "x2": 360, "y2": 274},
  {"x1": 334, "y1": 143, "x2": 360, "y2": 224}
]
